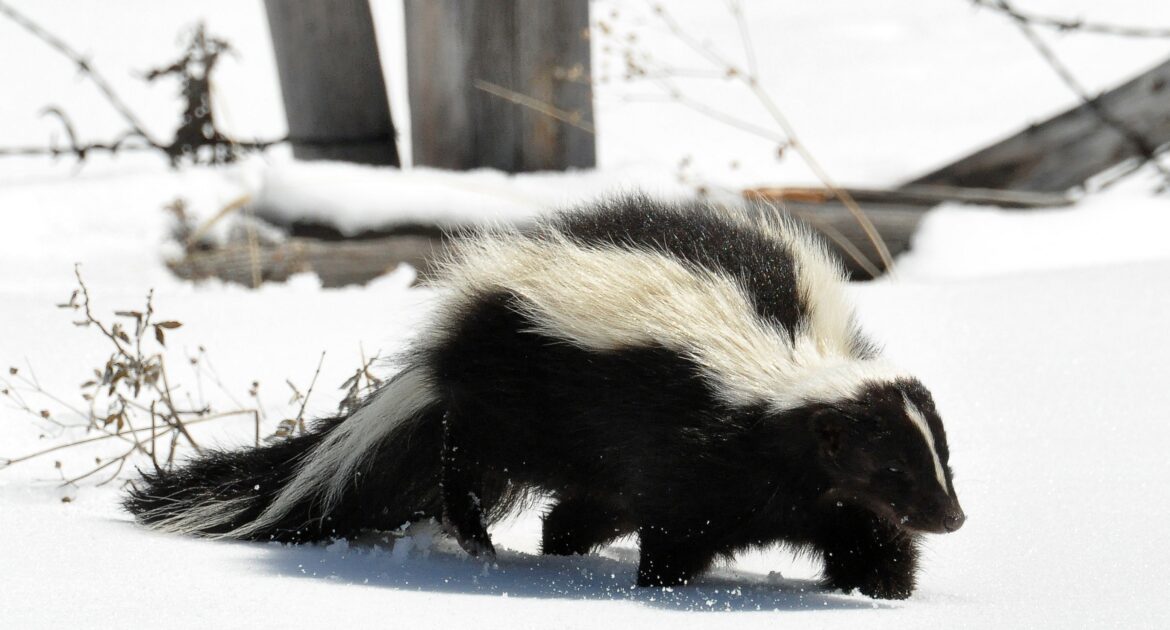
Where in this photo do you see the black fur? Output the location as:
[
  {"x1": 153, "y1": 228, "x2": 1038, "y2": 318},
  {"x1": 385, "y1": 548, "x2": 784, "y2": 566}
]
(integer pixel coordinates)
[
  {"x1": 550, "y1": 196, "x2": 807, "y2": 334},
  {"x1": 125, "y1": 197, "x2": 963, "y2": 600},
  {"x1": 125, "y1": 413, "x2": 446, "y2": 542}
]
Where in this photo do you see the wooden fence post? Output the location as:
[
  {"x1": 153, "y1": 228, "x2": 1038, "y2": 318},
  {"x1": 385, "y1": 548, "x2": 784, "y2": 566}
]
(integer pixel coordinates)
[
  {"x1": 404, "y1": 0, "x2": 594, "y2": 172},
  {"x1": 264, "y1": 0, "x2": 400, "y2": 166}
]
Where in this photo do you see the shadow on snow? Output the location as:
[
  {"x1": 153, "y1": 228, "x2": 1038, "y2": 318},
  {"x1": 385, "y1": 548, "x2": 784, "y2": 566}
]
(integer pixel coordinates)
[{"x1": 246, "y1": 528, "x2": 887, "y2": 613}]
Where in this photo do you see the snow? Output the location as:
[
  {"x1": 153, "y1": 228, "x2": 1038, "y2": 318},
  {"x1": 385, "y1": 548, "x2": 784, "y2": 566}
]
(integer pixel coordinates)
[
  {"x1": 3, "y1": 0, "x2": 1170, "y2": 628},
  {"x1": 253, "y1": 162, "x2": 693, "y2": 235},
  {"x1": 896, "y1": 179, "x2": 1170, "y2": 280}
]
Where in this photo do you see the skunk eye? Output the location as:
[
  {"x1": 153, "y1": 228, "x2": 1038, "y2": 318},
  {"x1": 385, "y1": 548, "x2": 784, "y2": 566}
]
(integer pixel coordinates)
[{"x1": 882, "y1": 466, "x2": 911, "y2": 482}]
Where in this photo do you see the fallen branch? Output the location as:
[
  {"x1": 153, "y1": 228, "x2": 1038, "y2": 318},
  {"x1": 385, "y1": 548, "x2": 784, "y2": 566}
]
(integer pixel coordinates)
[
  {"x1": 971, "y1": 0, "x2": 1170, "y2": 39},
  {"x1": 0, "y1": 0, "x2": 159, "y2": 147},
  {"x1": 971, "y1": 0, "x2": 1170, "y2": 190}
]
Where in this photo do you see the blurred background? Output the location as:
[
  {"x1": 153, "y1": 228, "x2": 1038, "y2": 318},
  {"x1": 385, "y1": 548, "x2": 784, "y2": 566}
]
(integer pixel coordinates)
[{"x1": 1, "y1": 0, "x2": 1168, "y2": 287}]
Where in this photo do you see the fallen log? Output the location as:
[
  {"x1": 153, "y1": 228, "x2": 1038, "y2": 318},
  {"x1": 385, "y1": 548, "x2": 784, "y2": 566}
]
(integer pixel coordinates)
[
  {"x1": 743, "y1": 185, "x2": 1072, "y2": 278},
  {"x1": 905, "y1": 56, "x2": 1170, "y2": 192},
  {"x1": 745, "y1": 185, "x2": 1071, "y2": 209},
  {"x1": 167, "y1": 235, "x2": 450, "y2": 288}
]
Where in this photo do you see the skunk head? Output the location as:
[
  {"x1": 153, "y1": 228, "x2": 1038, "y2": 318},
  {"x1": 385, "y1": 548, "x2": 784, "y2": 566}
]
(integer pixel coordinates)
[{"x1": 811, "y1": 378, "x2": 964, "y2": 534}]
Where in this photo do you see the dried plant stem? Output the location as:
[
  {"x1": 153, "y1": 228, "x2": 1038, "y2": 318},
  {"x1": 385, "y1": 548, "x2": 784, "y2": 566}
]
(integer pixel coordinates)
[
  {"x1": 64, "y1": 445, "x2": 137, "y2": 486},
  {"x1": 295, "y1": 352, "x2": 326, "y2": 433},
  {"x1": 186, "y1": 194, "x2": 252, "y2": 248},
  {"x1": 971, "y1": 0, "x2": 1170, "y2": 39},
  {"x1": 473, "y1": 80, "x2": 596, "y2": 134},
  {"x1": 157, "y1": 361, "x2": 201, "y2": 453},
  {"x1": 648, "y1": 2, "x2": 895, "y2": 271},
  {"x1": 787, "y1": 208, "x2": 884, "y2": 278},
  {"x1": 1, "y1": 410, "x2": 255, "y2": 467}
]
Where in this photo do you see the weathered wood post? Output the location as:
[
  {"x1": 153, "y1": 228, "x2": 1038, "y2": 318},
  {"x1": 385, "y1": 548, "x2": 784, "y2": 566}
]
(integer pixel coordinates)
[
  {"x1": 404, "y1": 0, "x2": 595, "y2": 172},
  {"x1": 264, "y1": 0, "x2": 400, "y2": 165}
]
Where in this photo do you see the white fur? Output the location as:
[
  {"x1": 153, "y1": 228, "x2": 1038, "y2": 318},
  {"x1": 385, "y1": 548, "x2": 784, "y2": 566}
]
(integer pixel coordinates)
[
  {"x1": 902, "y1": 395, "x2": 949, "y2": 493},
  {"x1": 138, "y1": 497, "x2": 253, "y2": 537},
  {"x1": 729, "y1": 206, "x2": 863, "y2": 357},
  {"x1": 441, "y1": 224, "x2": 909, "y2": 412},
  {"x1": 229, "y1": 367, "x2": 437, "y2": 539}
]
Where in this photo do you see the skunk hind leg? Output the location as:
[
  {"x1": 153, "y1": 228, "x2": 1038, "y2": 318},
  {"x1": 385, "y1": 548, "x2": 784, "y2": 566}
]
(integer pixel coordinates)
[
  {"x1": 440, "y1": 408, "x2": 496, "y2": 558},
  {"x1": 541, "y1": 493, "x2": 632, "y2": 556}
]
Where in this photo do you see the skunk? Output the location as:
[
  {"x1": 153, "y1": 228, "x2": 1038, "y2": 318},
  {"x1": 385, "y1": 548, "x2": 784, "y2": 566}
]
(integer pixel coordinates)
[{"x1": 126, "y1": 196, "x2": 964, "y2": 600}]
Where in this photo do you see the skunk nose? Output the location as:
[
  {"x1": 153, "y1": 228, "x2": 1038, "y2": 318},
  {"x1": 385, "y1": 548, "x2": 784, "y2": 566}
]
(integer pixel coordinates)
[{"x1": 943, "y1": 510, "x2": 966, "y2": 532}]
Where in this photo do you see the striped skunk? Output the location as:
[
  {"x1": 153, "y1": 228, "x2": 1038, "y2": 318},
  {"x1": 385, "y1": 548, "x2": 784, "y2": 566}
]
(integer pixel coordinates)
[{"x1": 125, "y1": 195, "x2": 964, "y2": 600}]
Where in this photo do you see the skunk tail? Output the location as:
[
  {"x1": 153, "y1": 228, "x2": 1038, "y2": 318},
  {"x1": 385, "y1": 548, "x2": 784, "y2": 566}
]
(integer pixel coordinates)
[{"x1": 124, "y1": 366, "x2": 445, "y2": 542}]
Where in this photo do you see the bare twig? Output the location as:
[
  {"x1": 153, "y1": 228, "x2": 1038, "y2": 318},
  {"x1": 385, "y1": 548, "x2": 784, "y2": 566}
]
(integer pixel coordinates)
[
  {"x1": 971, "y1": 0, "x2": 1170, "y2": 39},
  {"x1": 473, "y1": 80, "x2": 596, "y2": 134},
  {"x1": 642, "y1": 2, "x2": 896, "y2": 272},
  {"x1": 0, "y1": 410, "x2": 253, "y2": 467},
  {"x1": 786, "y1": 207, "x2": 884, "y2": 278},
  {"x1": 0, "y1": 0, "x2": 159, "y2": 146},
  {"x1": 294, "y1": 352, "x2": 326, "y2": 434},
  {"x1": 982, "y1": 0, "x2": 1170, "y2": 188}
]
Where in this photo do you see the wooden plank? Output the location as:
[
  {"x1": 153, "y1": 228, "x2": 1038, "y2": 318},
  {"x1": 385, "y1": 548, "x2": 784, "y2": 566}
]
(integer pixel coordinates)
[
  {"x1": 404, "y1": 0, "x2": 594, "y2": 171},
  {"x1": 907, "y1": 56, "x2": 1170, "y2": 192},
  {"x1": 168, "y1": 235, "x2": 449, "y2": 288},
  {"x1": 745, "y1": 184, "x2": 1074, "y2": 277},
  {"x1": 174, "y1": 198, "x2": 920, "y2": 286},
  {"x1": 264, "y1": 0, "x2": 400, "y2": 165},
  {"x1": 746, "y1": 185, "x2": 1072, "y2": 209},
  {"x1": 765, "y1": 202, "x2": 927, "y2": 280}
]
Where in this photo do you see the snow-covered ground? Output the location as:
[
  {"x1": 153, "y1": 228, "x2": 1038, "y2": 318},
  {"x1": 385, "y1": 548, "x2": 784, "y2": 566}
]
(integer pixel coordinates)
[{"x1": 3, "y1": 1, "x2": 1170, "y2": 628}]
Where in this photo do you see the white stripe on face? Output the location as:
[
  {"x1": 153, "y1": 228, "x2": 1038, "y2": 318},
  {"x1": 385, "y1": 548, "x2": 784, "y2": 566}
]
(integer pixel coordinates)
[{"x1": 902, "y1": 394, "x2": 949, "y2": 494}]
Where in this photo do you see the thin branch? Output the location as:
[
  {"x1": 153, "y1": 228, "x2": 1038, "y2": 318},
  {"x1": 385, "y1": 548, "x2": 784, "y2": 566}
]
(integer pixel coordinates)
[
  {"x1": 73, "y1": 264, "x2": 132, "y2": 356},
  {"x1": 971, "y1": 0, "x2": 1170, "y2": 39},
  {"x1": 62, "y1": 445, "x2": 136, "y2": 486},
  {"x1": 786, "y1": 207, "x2": 884, "y2": 278},
  {"x1": 474, "y1": 80, "x2": 596, "y2": 134},
  {"x1": 294, "y1": 352, "x2": 326, "y2": 434},
  {"x1": 986, "y1": 0, "x2": 1170, "y2": 187},
  {"x1": 0, "y1": 0, "x2": 159, "y2": 146},
  {"x1": 729, "y1": 0, "x2": 759, "y2": 79},
  {"x1": 0, "y1": 410, "x2": 254, "y2": 467},
  {"x1": 646, "y1": 2, "x2": 895, "y2": 272},
  {"x1": 156, "y1": 360, "x2": 201, "y2": 453}
]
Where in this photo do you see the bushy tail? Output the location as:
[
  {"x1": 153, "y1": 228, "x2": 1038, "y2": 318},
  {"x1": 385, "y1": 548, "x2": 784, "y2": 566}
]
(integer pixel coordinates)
[{"x1": 124, "y1": 367, "x2": 445, "y2": 542}]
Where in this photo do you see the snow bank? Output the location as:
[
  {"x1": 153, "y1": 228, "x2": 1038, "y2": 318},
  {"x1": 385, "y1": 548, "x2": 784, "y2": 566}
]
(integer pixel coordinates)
[
  {"x1": 253, "y1": 161, "x2": 694, "y2": 235},
  {"x1": 897, "y1": 189, "x2": 1170, "y2": 280}
]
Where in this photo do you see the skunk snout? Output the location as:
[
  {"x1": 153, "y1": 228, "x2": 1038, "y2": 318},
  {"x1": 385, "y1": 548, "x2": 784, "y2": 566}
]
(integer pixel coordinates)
[{"x1": 943, "y1": 509, "x2": 966, "y2": 532}]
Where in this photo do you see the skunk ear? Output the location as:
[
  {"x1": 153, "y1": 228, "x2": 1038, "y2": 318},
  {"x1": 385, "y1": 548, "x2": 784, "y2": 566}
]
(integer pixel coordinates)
[{"x1": 812, "y1": 409, "x2": 848, "y2": 458}]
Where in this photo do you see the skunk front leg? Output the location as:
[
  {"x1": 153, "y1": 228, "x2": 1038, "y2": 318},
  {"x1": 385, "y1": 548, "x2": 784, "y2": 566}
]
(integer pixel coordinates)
[
  {"x1": 440, "y1": 409, "x2": 495, "y2": 558},
  {"x1": 815, "y1": 507, "x2": 919, "y2": 600}
]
